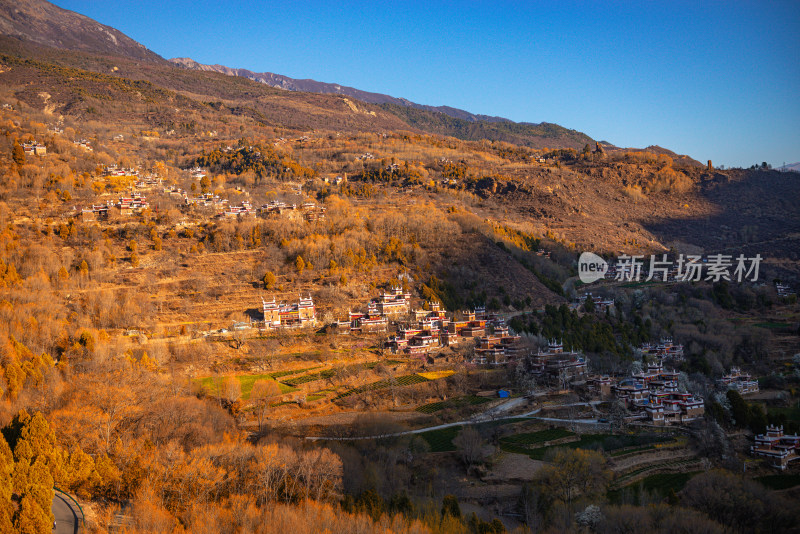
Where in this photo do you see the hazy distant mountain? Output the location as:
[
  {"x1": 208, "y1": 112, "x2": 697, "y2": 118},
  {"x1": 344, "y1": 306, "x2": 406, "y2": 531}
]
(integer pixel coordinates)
[
  {"x1": 777, "y1": 162, "x2": 800, "y2": 173},
  {"x1": 0, "y1": 0, "x2": 162, "y2": 62},
  {"x1": 169, "y1": 57, "x2": 512, "y2": 123}
]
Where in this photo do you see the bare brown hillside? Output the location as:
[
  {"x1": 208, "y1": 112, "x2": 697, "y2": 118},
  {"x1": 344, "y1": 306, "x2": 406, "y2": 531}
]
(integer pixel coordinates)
[{"x1": 0, "y1": 0, "x2": 163, "y2": 61}]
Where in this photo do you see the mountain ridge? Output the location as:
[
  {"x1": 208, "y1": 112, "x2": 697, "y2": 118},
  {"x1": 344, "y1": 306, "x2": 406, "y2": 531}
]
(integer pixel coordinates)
[
  {"x1": 169, "y1": 57, "x2": 513, "y2": 124},
  {"x1": 0, "y1": 0, "x2": 594, "y2": 149},
  {"x1": 168, "y1": 57, "x2": 594, "y2": 149},
  {"x1": 0, "y1": 0, "x2": 163, "y2": 62},
  {"x1": 777, "y1": 162, "x2": 800, "y2": 173}
]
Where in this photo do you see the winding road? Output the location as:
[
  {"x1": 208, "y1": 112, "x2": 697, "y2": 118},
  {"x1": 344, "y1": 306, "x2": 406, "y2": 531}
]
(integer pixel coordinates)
[{"x1": 52, "y1": 491, "x2": 81, "y2": 534}]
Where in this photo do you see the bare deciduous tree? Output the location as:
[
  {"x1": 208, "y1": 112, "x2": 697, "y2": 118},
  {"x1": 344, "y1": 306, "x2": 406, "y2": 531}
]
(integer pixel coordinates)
[{"x1": 452, "y1": 426, "x2": 484, "y2": 472}]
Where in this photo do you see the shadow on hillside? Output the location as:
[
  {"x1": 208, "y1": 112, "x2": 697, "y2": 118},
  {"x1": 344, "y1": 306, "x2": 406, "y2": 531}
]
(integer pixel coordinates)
[
  {"x1": 244, "y1": 308, "x2": 262, "y2": 322},
  {"x1": 640, "y1": 170, "x2": 800, "y2": 275}
]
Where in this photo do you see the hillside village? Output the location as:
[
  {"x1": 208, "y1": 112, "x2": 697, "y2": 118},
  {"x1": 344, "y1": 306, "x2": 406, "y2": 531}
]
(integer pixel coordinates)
[{"x1": 0, "y1": 14, "x2": 798, "y2": 534}]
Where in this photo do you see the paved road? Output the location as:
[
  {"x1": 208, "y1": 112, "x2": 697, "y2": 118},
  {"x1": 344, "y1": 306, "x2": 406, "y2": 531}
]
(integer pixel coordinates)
[{"x1": 52, "y1": 491, "x2": 80, "y2": 534}]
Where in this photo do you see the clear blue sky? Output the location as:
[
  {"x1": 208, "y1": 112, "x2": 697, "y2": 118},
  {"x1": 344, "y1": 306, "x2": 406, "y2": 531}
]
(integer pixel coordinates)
[{"x1": 57, "y1": 0, "x2": 799, "y2": 168}]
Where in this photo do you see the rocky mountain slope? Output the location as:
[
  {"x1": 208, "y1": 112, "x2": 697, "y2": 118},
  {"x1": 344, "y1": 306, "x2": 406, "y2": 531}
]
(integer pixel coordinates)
[
  {"x1": 0, "y1": 0, "x2": 162, "y2": 62},
  {"x1": 0, "y1": 0, "x2": 593, "y2": 149},
  {"x1": 169, "y1": 57, "x2": 594, "y2": 149},
  {"x1": 169, "y1": 57, "x2": 513, "y2": 121}
]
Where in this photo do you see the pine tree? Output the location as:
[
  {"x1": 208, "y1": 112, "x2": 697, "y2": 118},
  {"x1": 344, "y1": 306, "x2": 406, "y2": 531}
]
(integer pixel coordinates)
[
  {"x1": 0, "y1": 434, "x2": 14, "y2": 533},
  {"x1": 12, "y1": 140, "x2": 26, "y2": 166},
  {"x1": 24, "y1": 458, "x2": 53, "y2": 519},
  {"x1": 13, "y1": 411, "x2": 65, "y2": 486}
]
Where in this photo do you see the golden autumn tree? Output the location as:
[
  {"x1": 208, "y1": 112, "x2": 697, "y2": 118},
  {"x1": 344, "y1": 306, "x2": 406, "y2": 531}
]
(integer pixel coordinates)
[
  {"x1": 262, "y1": 271, "x2": 276, "y2": 290},
  {"x1": 12, "y1": 140, "x2": 26, "y2": 166},
  {"x1": 62, "y1": 446, "x2": 101, "y2": 499},
  {"x1": 0, "y1": 434, "x2": 14, "y2": 533},
  {"x1": 14, "y1": 457, "x2": 54, "y2": 532},
  {"x1": 220, "y1": 376, "x2": 241, "y2": 405},
  {"x1": 250, "y1": 380, "x2": 281, "y2": 432},
  {"x1": 4, "y1": 411, "x2": 64, "y2": 532},
  {"x1": 295, "y1": 255, "x2": 306, "y2": 273},
  {"x1": 537, "y1": 448, "x2": 611, "y2": 510},
  {"x1": 11, "y1": 410, "x2": 65, "y2": 485}
]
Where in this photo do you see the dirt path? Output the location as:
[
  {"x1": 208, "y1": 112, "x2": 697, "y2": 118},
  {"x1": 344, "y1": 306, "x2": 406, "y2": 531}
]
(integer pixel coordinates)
[{"x1": 305, "y1": 400, "x2": 606, "y2": 441}]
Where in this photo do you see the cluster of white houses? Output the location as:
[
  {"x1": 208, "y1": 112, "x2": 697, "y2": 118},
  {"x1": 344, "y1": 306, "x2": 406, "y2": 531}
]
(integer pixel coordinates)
[
  {"x1": 189, "y1": 166, "x2": 207, "y2": 179},
  {"x1": 103, "y1": 165, "x2": 138, "y2": 177},
  {"x1": 640, "y1": 337, "x2": 685, "y2": 362},
  {"x1": 163, "y1": 182, "x2": 325, "y2": 221},
  {"x1": 588, "y1": 361, "x2": 705, "y2": 425},
  {"x1": 73, "y1": 139, "x2": 92, "y2": 151},
  {"x1": 571, "y1": 292, "x2": 615, "y2": 313},
  {"x1": 751, "y1": 425, "x2": 800, "y2": 469},
  {"x1": 118, "y1": 193, "x2": 150, "y2": 214},
  {"x1": 334, "y1": 289, "x2": 526, "y2": 361},
  {"x1": 79, "y1": 192, "x2": 151, "y2": 220},
  {"x1": 261, "y1": 295, "x2": 316, "y2": 328},
  {"x1": 390, "y1": 304, "x2": 523, "y2": 360},
  {"x1": 718, "y1": 367, "x2": 759, "y2": 395},
  {"x1": 79, "y1": 163, "x2": 325, "y2": 222},
  {"x1": 258, "y1": 200, "x2": 326, "y2": 222},
  {"x1": 528, "y1": 340, "x2": 589, "y2": 387},
  {"x1": 181, "y1": 191, "x2": 228, "y2": 209},
  {"x1": 336, "y1": 286, "x2": 412, "y2": 336},
  {"x1": 222, "y1": 200, "x2": 254, "y2": 218},
  {"x1": 472, "y1": 321, "x2": 523, "y2": 365},
  {"x1": 776, "y1": 282, "x2": 796, "y2": 298},
  {"x1": 22, "y1": 141, "x2": 47, "y2": 156}
]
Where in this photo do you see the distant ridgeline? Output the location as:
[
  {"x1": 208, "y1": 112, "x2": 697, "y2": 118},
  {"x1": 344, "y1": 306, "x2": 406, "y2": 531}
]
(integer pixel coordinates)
[{"x1": 380, "y1": 103, "x2": 593, "y2": 150}]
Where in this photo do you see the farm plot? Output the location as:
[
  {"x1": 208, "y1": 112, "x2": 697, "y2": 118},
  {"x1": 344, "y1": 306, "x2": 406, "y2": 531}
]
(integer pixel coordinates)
[
  {"x1": 282, "y1": 361, "x2": 407, "y2": 388},
  {"x1": 334, "y1": 373, "x2": 430, "y2": 400},
  {"x1": 500, "y1": 431, "x2": 673, "y2": 461},
  {"x1": 268, "y1": 365, "x2": 325, "y2": 379},
  {"x1": 608, "y1": 471, "x2": 700, "y2": 503},
  {"x1": 283, "y1": 369, "x2": 336, "y2": 387},
  {"x1": 420, "y1": 419, "x2": 533, "y2": 453},
  {"x1": 306, "y1": 386, "x2": 349, "y2": 402},
  {"x1": 196, "y1": 374, "x2": 297, "y2": 400},
  {"x1": 419, "y1": 426, "x2": 461, "y2": 452},
  {"x1": 415, "y1": 395, "x2": 491, "y2": 414}
]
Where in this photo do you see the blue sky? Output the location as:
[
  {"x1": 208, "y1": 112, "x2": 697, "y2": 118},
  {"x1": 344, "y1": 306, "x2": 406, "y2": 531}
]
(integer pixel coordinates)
[{"x1": 57, "y1": 1, "x2": 799, "y2": 168}]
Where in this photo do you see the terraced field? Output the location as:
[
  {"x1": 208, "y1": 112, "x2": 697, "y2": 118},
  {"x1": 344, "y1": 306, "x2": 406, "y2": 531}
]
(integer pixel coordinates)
[
  {"x1": 268, "y1": 365, "x2": 325, "y2": 379},
  {"x1": 611, "y1": 459, "x2": 701, "y2": 489},
  {"x1": 415, "y1": 395, "x2": 492, "y2": 414},
  {"x1": 334, "y1": 373, "x2": 430, "y2": 399},
  {"x1": 196, "y1": 374, "x2": 298, "y2": 400},
  {"x1": 283, "y1": 369, "x2": 336, "y2": 387},
  {"x1": 306, "y1": 386, "x2": 348, "y2": 402},
  {"x1": 281, "y1": 360, "x2": 406, "y2": 387},
  {"x1": 608, "y1": 471, "x2": 700, "y2": 503},
  {"x1": 500, "y1": 431, "x2": 674, "y2": 461}
]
